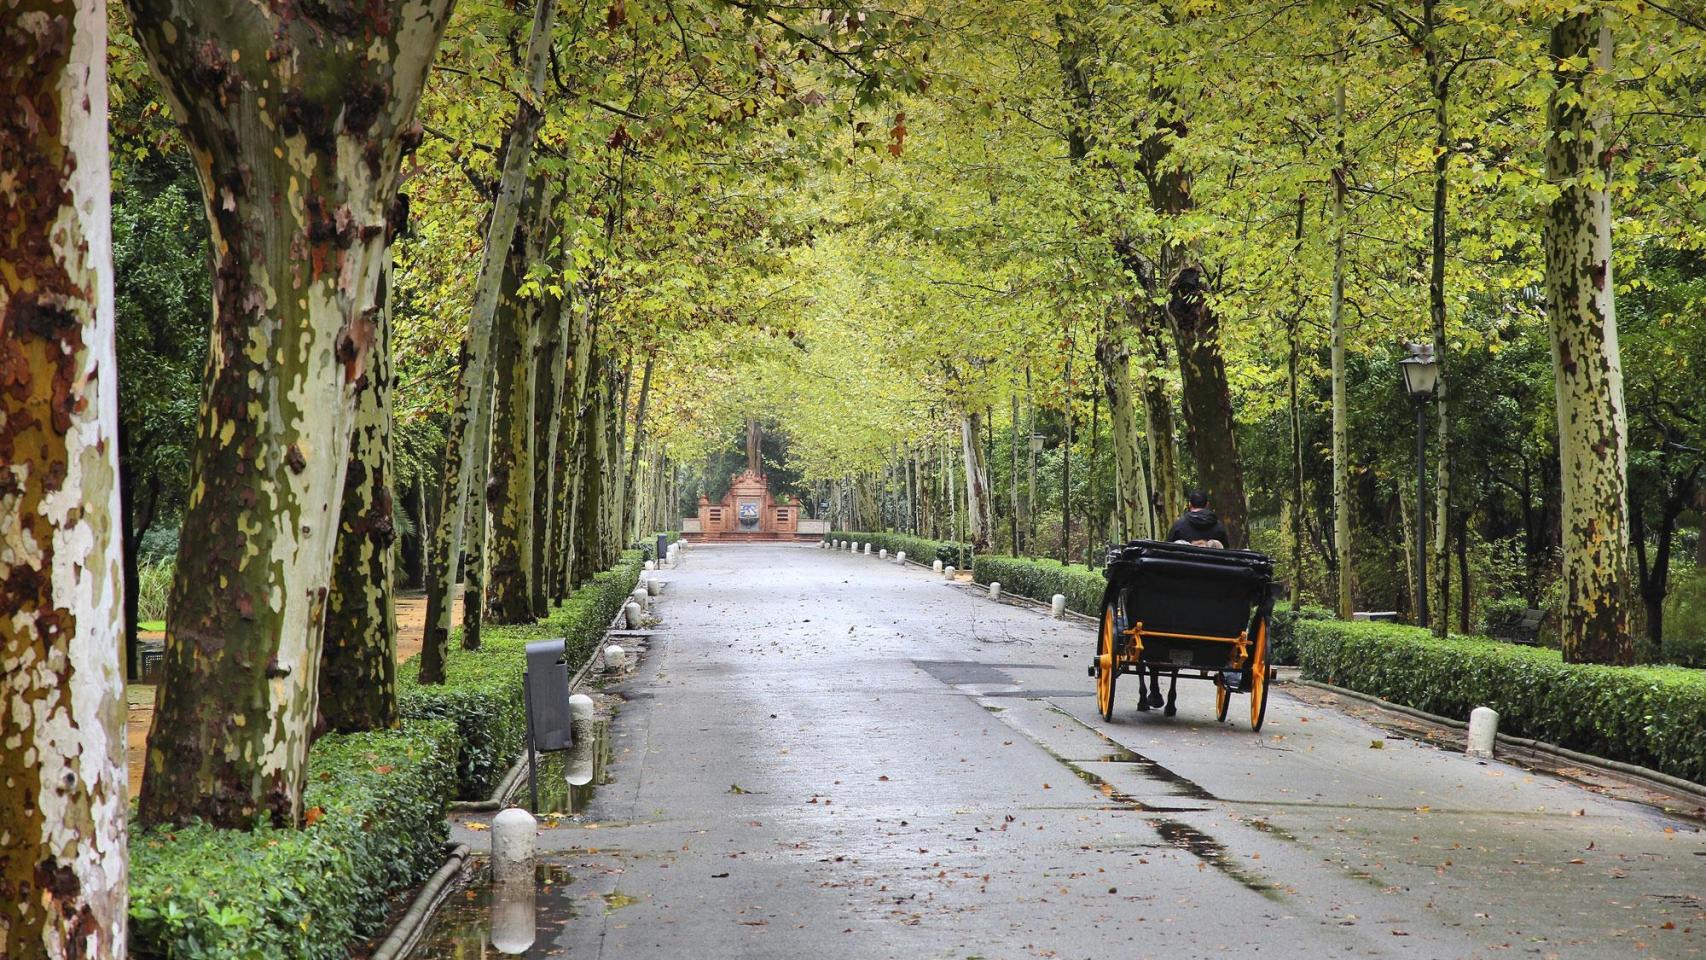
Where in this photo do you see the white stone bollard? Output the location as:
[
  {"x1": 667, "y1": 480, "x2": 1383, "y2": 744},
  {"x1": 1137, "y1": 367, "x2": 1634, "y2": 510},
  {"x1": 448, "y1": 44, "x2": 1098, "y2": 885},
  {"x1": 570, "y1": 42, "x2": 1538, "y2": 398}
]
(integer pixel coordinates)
[
  {"x1": 623, "y1": 601, "x2": 644, "y2": 629},
  {"x1": 630, "y1": 586, "x2": 649, "y2": 609},
  {"x1": 879, "y1": 548, "x2": 888, "y2": 559},
  {"x1": 932, "y1": 559, "x2": 943, "y2": 574},
  {"x1": 895, "y1": 551, "x2": 906, "y2": 565},
  {"x1": 1051, "y1": 594, "x2": 1067, "y2": 619},
  {"x1": 863, "y1": 543, "x2": 872, "y2": 555},
  {"x1": 603, "y1": 643, "x2": 627, "y2": 671},
  {"x1": 567, "y1": 694, "x2": 597, "y2": 786},
  {"x1": 944, "y1": 565, "x2": 956, "y2": 580},
  {"x1": 989, "y1": 582, "x2": 1002, "y2": 601},
  {"x1": 646, "y1": 577, "x2": 663, "y2": 597},
  {"x1": 1466, "y1": 706, "x2": 1499, "y2": 758},
  {"x1": 644, "y1": 559, "x2": 655, "y2": 572},
  {"x1": 568, "y1": 692, "x2": 595, "y2": 729},
  {"x1": 492, "y1": 807, "x2": 537, "y2": 879}
]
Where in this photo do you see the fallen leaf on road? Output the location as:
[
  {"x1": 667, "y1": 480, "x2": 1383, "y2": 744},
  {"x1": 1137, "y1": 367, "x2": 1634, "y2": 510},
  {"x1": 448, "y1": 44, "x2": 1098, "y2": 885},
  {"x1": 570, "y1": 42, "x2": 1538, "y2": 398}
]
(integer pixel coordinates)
[{"x1": 1370, "y1": 740, "x2": 1385, "y2": 750}]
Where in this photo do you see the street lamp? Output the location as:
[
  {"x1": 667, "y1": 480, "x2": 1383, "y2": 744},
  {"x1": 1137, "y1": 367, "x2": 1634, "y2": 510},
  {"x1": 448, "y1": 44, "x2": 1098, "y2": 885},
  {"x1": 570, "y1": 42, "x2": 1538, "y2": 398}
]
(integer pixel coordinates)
[
  {"x1": 1400, "y1": 343, "x2": 1439, "y2": 628},
  {"x1": 1029, "y1": 433, "x2": 1045, "y2": 454}
]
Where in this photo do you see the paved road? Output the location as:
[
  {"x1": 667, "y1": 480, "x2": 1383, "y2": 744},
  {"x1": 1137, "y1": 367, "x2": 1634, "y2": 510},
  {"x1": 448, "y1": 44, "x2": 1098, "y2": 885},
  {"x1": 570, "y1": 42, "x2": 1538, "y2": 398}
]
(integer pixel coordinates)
[{"x1": 444, "y1": 542, "x2": 1705, "y2": 960}]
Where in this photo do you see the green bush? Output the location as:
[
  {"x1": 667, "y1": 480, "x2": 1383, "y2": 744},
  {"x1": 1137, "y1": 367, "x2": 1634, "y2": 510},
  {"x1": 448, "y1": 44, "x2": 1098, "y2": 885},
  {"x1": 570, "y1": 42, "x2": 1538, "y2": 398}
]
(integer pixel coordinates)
[
  {"x1": 1269, "y1": 601, "x2": 1334, "y2": 665},
  {"x1": 1661, "y1": 568, "x2": 1706, "y2": 668},
  {"x1": 970, "y1": 554, "x2": 1105, "y2": 615},
  {"x1": 129, "y1": 718, "x2": 459, "y2": 960},
  {"x1": 1295, "y1": 618, "x2": 1706, "y2": 784},
  {"x1": 397, "y1": 549, "x2": 644, "y2": 798},
  {"x1": 136, "y1": 558, "x2": 174, "y2": 623},
  {"x1": 841, "y1": 531, "x2": 973, "y2": 568}
]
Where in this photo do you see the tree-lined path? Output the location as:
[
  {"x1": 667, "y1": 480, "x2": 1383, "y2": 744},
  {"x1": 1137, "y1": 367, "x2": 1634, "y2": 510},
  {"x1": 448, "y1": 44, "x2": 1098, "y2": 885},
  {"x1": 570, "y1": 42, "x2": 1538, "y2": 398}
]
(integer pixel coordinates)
[{"x1": 442, "y1": 544, "x2": 1704, "y2": 958}]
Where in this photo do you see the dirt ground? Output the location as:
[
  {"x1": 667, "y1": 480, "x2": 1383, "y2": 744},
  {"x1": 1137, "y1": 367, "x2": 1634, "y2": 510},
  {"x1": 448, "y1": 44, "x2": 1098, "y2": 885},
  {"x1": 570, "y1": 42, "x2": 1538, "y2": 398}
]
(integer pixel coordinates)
[{"x1": 125, "y1": 590, "x2": 461, "y2": 798}]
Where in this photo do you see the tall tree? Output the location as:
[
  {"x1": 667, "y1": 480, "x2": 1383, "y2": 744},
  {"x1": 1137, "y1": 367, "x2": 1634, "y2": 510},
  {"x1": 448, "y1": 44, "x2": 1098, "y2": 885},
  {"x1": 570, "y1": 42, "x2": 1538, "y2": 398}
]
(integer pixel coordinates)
[
  {"x1": 1542, "y1": 11, "x2": 1632, "y2": 665},
  {"x1": 130, "y1": 0, "x2": 455, "y2": 828},
  {"x1": 1330, "y1": 57, "x2": 1354, "y2": 620},
  {"x1": 484, "y1": 178, "x2": 551, "y2": 624},
  {"x1": 0, "y1": 5, "x2": 128, "y2": 954},
  {"x1": 421, "y1": 0, "x2": 557, "y2": 680},
  {"x1": 1097, "y1": 310, "x2": 1155, "y2": 541},
  {"x1": 960, "y1": 408, "x2": 994, "y2": 549},
  {"x1": 320, "y1": 202, "x2": 404, "y2": 733}
]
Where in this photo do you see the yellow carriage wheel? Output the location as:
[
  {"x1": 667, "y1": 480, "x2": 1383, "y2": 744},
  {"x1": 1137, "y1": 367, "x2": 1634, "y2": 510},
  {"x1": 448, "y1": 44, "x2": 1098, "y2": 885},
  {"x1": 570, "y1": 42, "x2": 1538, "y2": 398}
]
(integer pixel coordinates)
[
  {"x1": 1096, "y1": 605, "x2": 1119, "y2": 722},
  {"x1": 1249, "y1": 618, "x2": 1271, "y2": 731},
  {"x1": 1214, "y1": 678, "x2": 1231, "y2": 722}
]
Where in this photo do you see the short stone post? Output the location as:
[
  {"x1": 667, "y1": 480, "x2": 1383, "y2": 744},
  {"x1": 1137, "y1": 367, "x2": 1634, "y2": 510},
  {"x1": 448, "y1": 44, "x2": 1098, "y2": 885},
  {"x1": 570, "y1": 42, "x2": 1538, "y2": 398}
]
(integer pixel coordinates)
[
  {"x1": 644, "y1": 559, "x2": 655, "y2": 572},
  {"x1": 1050, "y1": 594, "x2": 1067, "y2": 619},
  {"x1": 895, "y1": 551, "x2": 906, "y2": 565},
  {"x1": 944, "y1": 565, "x2": 956, "y2": 580},
  {"x1": 879, "y1": 548, "x2": 888, "y2": 559},
  {"x1": 863, "y1": 543, "x2": 872, "y2": 555},
  {"x1": 630, "y1": 586, "x2": 649, "y2": 610},
  {"x1": 603, "y1": 643, "x2": 627, "y2": 671},
  {"x1": 567, "y1": 694, "x2": 597, "y2": 787},
  {"x1": 1466, "y1": 707, "x2": 1498, "y2": 758},
  {"x1": 989, "y1": 582, "x2": 1002, "y2": 601},
  {"x1": 623, "y1": 600, "x2": 644, "y2": 628},
  {"x1": 491, "y1": 807, "x2": 538, "y2": 953},
  {"x1": 932, "y1": 559, "x2": 943, "y2": 574},
  {"x1": 492, "y1": 807, "x2": 536, "y2": 881},
  {"x1": 646, "y1": 577, "x2": 663, "y2": 597}
]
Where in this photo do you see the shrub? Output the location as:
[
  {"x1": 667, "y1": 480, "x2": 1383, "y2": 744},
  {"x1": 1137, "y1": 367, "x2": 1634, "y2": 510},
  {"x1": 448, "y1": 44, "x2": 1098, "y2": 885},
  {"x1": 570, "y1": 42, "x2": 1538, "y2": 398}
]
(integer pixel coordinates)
[
  {"x1": 842, "y1": 531, "x2": 973, "y2": 568},
  {"x1": 397, "y1": 549, "x2": 644, "y2": 797},
  {"x1": 1269, "y1": 601, "x2": 1334, "y2": 665},
  {"x1": 969, "y1": 555, "x2": 1105, "y2": 615},
  {"x1": 129, "y1": 718, "x2": 459, "y2": 960},
  {"x1": 1295, "y1": 618, "x2": 1706, "y2": 784},
  {"x1": 135, "y1": 558, "x2": 174, "y2": 623},
  {"x1": 1661, "y1": 568, "x2": 1706, "y2": 668}
]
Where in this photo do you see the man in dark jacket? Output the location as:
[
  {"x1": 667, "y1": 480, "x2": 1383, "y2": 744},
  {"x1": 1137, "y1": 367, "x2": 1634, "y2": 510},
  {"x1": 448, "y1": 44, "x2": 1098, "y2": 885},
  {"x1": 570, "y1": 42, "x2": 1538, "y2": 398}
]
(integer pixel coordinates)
[{"x1": 1167, "y1": 489, "x2": 1230, "y2": 548}]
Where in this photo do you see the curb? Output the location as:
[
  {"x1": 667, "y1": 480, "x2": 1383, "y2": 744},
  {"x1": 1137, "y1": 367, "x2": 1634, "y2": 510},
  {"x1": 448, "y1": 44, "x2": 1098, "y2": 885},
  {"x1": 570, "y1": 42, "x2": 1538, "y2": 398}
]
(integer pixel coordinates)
[
  {"x1": 369, "y1": 842, "x2": 471, "y2": 960},
  {"x1": 1294, "y1": 678, "x2": 1706, "y2": 806}
]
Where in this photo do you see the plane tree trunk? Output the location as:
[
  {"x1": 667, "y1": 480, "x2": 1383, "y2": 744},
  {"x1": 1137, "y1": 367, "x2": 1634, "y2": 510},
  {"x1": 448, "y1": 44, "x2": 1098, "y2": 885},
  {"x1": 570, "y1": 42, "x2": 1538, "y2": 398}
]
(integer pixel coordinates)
[
  {"x1": 1542, "y1": 12, "x2": 1633, "y2": 665},
  {"x1": 0, "y1": 4, "x2": 129, "y2": 953},
  {"x1": 129, "y1": 0, "x2": 454, "y2": 828}
]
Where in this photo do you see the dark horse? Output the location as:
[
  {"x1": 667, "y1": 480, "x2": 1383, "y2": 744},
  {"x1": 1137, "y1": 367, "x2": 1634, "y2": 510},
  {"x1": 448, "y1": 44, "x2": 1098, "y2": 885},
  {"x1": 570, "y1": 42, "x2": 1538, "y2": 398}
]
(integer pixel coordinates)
[{"x1": 1136, "y1": 667, "x2": 1178, "y2": 716}]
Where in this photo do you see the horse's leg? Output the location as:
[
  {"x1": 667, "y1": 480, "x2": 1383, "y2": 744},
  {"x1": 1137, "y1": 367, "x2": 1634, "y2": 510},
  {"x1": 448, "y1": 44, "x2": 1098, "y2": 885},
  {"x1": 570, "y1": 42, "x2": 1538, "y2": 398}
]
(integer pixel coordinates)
[
  {"x1": 1135, "y1": 665, "x2": 1152, "y2": 711},
  {"x1": 1163, "y1": 671, "x2": 1178, "y2": 717},
  {"x1": 1146, "y1": 667, "x2": 1166, "y2": 708}
]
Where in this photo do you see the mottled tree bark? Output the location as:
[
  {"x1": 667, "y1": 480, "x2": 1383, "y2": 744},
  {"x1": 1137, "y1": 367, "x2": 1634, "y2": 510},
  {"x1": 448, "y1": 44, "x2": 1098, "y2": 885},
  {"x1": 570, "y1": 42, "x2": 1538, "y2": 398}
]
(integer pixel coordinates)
[
  {"x1": 428, "y1": 0, "x2": 556, "y2": 660},
  {"x1": 1543, "y1": 12, "x2": 1633, "y2": 665},
  {"x1": 530, "y1": 272, "x2": 568, "y2": 616},
  {"x1": 1096, "y1": 316, "x2": 1154, "y2": 542},
  {"x1": 1424, "y1": 0, "x2": 1454, "y2": 637},
  {"x1": 0, "y1": 5, "x2": 128, "y2": 954},
  {"x1": 1330, "y1": 66, "x2": 1354, "y2": 620},
  {"x1": 129, "y1": 0, "x2": 454, "y2": 828},
  {"x1": 419, "y1": 344, "x2": 468, "y2": 683},
  {"x1": 555, "y1": 309, "x2": 594, "y2": 595},
  {"x1": 624, "y1": 352, "x2": 656, "y2": 540},
  {"x1": 483, "y1": 179, "x2": 548, "y2": 625},
  {"x1": 572, "y1": 349, "x2": 610, "y2": 583},
  {"x1": 1138, "y1": 326, "x2": 1182, "y2": 534},
  {"x1": 320, "y1": 219, "x2": 401, "y2": 733}
]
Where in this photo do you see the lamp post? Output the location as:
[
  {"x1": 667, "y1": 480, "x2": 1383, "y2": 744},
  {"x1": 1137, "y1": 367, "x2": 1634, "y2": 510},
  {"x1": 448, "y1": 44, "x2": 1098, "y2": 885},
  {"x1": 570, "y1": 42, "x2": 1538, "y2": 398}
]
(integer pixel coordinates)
[{"x1": 1399, "y1": 343, "x2": 1440, "y2": 628}]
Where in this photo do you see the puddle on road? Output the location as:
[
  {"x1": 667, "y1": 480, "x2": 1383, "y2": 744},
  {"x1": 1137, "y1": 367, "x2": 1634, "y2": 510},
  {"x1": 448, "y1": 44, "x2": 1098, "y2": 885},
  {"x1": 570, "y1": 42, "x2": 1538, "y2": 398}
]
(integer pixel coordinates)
[
  {"x1": 527, "y1": 719, "x2": 613, "y2": 816},
  {"x1": 408, "y1": 861, "x2": 575, "y2": 958}
]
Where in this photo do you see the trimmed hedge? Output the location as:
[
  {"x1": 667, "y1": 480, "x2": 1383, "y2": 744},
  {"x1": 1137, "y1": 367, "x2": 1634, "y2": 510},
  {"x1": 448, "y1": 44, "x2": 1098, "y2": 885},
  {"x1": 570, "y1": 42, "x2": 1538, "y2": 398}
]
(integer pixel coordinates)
[
  {"x1": 1270, "y1": 601, "x2": 1334, "y2": 665},
  {"x1": 841, "y1": 531, "x2": 972, "y2": 568},
  {"x1": 130, "y1": 718, "x2": 458, "y2": 959},
  {"x1": 970, "y1": 555, "x2": 1105, "y2": 615},
  {"x1": 1296, "y1": 618, "x2": 1706, "y2": 784},
  {"x1": 397, "y1": 548, "x2": 644, "y2": 797},
  {"x1": 130, "y1": 549, "x2": 646, "y2": 959}
]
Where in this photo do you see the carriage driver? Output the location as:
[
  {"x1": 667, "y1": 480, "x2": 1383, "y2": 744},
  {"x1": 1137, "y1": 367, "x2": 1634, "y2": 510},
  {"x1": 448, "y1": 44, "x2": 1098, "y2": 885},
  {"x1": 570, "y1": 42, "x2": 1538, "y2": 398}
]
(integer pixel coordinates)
[{"x1": 1168, "y1": 489, "x2": 1230, "y2": 549}]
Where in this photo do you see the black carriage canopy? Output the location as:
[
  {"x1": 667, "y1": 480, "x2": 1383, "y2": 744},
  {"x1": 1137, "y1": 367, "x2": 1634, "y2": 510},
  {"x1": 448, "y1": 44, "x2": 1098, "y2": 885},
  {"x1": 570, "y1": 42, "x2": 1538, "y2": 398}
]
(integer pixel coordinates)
[{"x1": 1102, "y1": 540, "x2": 1275, "y2": 643}]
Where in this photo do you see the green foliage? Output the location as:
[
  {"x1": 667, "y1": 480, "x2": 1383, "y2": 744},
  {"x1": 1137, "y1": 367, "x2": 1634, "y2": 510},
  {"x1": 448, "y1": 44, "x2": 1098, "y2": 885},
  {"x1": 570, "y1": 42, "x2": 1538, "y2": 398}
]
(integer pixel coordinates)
[
  {"x1": 1295, "y1": 620, "x2": 1706, "y2": 785},
  {"x1": 1661, "y1": 568, "x2": 1706, "y2": 669},
  {"x1": 1269, "y1": 602, "x2": 1334, "y2": 666},
  {"x1": 396, "y1": 549, "x2": 644, "y2": 797},
  {"x1": 129, "y1": 719, "x2": 459, "y2": 960},
  {"x1": 969, "y1": 555, "x2": 1104, "y2": 616},
  {"x1": 842, "y1": 531, "x2": 972, "y2": 569},
  {"x1": 135, "y1": 558, "x2": 174, "y2": 624}
]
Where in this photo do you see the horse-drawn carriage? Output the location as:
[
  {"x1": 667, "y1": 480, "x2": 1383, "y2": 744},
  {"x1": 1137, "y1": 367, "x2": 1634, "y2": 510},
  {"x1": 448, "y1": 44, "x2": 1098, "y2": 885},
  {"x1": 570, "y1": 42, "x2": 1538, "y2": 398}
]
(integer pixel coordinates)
[{"x1": 1090, "y1": 540, "x2": 1277, "y2": 731}]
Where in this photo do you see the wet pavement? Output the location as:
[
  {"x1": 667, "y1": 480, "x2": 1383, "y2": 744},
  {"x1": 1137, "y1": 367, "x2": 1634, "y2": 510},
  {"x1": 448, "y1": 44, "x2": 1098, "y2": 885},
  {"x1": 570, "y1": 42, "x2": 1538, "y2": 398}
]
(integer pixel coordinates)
[{"x1": 430, "y1": 542, "x2": 1705, "y2": 959}]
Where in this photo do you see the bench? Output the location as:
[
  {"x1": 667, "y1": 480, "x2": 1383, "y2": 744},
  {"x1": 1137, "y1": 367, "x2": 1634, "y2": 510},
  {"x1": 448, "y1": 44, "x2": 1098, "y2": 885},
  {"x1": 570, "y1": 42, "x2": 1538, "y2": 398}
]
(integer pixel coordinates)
[{"x1": 1488, "y1": 607, "x2": 1548, "y2": 646}]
